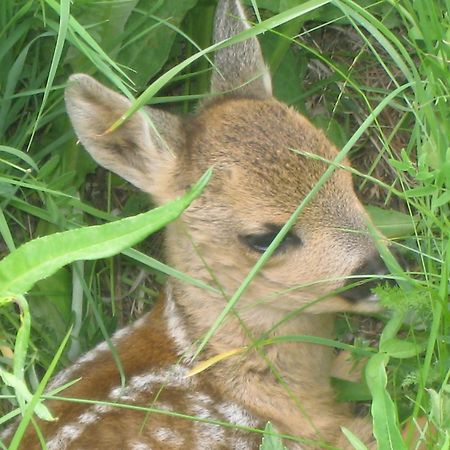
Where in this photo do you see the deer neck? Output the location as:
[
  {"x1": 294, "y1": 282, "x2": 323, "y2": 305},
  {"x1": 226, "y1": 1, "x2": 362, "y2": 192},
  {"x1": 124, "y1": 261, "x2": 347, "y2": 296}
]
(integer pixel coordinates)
[{"x1": 166, "y1": 279, "x2": 336, "y2": 391}]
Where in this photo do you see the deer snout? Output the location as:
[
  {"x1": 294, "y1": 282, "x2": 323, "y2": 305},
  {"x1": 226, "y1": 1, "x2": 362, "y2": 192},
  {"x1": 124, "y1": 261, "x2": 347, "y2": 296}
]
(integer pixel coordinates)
[{"x1": 340, "y1": 253, "x2": 395, "y2": 302}]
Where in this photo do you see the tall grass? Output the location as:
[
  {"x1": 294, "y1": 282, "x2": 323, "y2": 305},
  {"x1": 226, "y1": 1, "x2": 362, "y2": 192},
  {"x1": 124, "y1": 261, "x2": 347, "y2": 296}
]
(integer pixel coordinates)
[{"x1": 0, "y1": 0, "x2": 449, "y2": 448}]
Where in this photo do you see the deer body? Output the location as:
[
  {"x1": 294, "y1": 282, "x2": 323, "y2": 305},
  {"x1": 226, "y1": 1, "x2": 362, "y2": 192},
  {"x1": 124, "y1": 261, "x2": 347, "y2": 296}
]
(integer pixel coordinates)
[
  {"x1": 15, "y1": 296, "x2": 263, "y2": 450},
  {"x1": 2, "y1": 1, "x2": 391, "y2": 448},
  {"x1": 5, "y1": 289, "x2": 371, "y2": 450}
]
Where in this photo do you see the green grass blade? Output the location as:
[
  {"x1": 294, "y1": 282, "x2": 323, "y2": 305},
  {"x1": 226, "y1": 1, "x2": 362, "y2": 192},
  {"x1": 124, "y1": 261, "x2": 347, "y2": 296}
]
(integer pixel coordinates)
[
  {"x1": 123, "y1": 248, "x2": 219, "y2": 295},
  {"x1": 27, "y1": 0, "x2": 70, "y2": 149},
  {"x1": 0, "y1": 145, "x2": 38, "y2": 172},
  {"x1": 341, "y1": 427, "x2": 369, "y2": 450},
  {"x1": 8, "y1": 326, "x2": 73, "y2": 450},
  {"x1": 0, "y1": 296, "x2": 53, "y2": 422}
]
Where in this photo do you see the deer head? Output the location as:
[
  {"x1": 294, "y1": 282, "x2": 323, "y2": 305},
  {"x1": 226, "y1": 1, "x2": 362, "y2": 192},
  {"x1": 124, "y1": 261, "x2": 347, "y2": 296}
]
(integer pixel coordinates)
[{"x1": 65, "y1": 0, "x2": 389, "y2": 338}]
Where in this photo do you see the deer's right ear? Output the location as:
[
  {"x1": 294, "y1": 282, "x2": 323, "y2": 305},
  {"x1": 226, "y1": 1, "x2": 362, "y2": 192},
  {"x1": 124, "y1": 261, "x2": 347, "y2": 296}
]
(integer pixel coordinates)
[{"x1": 65, "y1": 74, "x2": 180, "y2": 199}]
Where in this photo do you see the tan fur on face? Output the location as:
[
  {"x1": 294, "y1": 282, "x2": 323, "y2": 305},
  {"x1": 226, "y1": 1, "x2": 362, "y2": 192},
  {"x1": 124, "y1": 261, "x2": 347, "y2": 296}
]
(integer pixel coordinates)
[{"x1": 166, "y1": 98, "x2": 380, "y2": 319}]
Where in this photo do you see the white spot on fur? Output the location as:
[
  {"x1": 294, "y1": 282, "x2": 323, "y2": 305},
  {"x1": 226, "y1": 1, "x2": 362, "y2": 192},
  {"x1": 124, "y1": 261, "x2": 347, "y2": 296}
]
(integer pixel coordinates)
[
  {"x1": 217, "y1": 402, "x2": 257, "y2": 428},
  {"x1": 47, "y1": 424, "x2": 82, "y2": 450},
  {"x1": 131, "y1": 364, "x2": 189, "y2": 391},
  {"x1": 112, "y1": 326, "x2": 131, "y2": 341},
  {"x1": 47, "y1": 313, "x2": 149, "y2": 391},
  {"x1": 46, "y1": 364, "x2": 80, "y2": 391},
  {"x1": 188, "y1": 393, "x2": 225, "y2": 448},
  {"x1": 194, "y1": 392, "x2": 213, "y2": 406},
  {"x1": 164, "y1": 285, "x2": 195, "y2": 362},
  {"x1": 46, "y1": 403, "x2": 116, "y2": 449},
  {"x1": 129, "y1": 441, "x2": 152, "y2": 450},
  {"x1": 93, "y1": 404, "x2": 113, "y2": 415},
  {"x1": 154, "y1": 427, "x2": 184, "y2": 446},
  {"x1": 108, "y1": 364, "x2": 194, "y2": 413},
  {"x1": 78, "y1": 410, "x2": 98, "y2": 425},
  {"x1": 110, "y1": 385, "x2": 136, "y2": 401},
  {"x1": 151, "y1": 400, "x2": 176, "y2": 414}
]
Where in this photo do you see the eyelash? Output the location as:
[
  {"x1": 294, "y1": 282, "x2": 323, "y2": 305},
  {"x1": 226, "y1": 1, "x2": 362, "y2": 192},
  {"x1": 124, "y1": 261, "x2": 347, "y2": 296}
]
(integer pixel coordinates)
[{"x1": 239, "y1": 227, "x2": 302, "y2": 254}]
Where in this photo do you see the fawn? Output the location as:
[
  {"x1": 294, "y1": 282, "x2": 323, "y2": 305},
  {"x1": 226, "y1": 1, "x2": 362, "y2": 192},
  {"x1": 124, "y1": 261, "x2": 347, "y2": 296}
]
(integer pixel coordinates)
[{"x1": 2, "y1": 0, "x2": 394, "y2": 448}]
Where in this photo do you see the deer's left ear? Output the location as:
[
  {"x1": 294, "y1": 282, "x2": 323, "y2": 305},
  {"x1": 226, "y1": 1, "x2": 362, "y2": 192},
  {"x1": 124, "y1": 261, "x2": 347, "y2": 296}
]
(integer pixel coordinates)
[{"x1": 210, "y1": 0, "x2": 272, "y2": 100}]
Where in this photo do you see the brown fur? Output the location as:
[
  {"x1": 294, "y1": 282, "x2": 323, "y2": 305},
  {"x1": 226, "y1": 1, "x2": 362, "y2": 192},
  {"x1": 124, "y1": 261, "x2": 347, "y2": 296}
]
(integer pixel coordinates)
[{"x1": 2, "y1": 1, "x2": 398, "y2": 449}]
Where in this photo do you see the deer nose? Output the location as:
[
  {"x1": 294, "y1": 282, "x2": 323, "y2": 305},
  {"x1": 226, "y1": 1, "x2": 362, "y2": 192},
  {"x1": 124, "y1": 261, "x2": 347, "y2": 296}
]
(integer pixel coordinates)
[{"x1": 340, "y1": 253, "x2": 396, "y2": 302}]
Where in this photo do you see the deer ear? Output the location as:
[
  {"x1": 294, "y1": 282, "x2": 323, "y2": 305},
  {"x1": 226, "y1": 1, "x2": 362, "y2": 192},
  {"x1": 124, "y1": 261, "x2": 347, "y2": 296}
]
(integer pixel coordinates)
[
  {"x1": 210, "y1": 0, "x2": 272, "y2": 99},
  {"x1": 65, "y1": 74, "x2": 182, "y2": 200}
]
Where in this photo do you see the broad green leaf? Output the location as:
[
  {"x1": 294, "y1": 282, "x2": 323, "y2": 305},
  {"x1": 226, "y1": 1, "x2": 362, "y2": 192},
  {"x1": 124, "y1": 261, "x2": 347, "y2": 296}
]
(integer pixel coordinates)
[
  {"x1": 432, "y1": 190, "x2": 450, "y2": 210},
  {"x1": 366, "y1": 353, "x2": 406, "y2": 450},
  {"x1": 379, "y1": 311, "x2": 404, "y2": 345},
  {"x1": 260, "y1": 422, "x2": 287, "y2": 450},
  {"x1": 0, "y1": 169, "x2": 211, "y2": 298}
]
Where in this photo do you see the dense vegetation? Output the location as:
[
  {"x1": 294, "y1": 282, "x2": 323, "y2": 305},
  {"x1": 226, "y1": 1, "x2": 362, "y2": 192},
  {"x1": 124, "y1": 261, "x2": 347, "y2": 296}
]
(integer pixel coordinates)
[{"x1": 0, "y1": 0, "x2": 449, "y2": 448}]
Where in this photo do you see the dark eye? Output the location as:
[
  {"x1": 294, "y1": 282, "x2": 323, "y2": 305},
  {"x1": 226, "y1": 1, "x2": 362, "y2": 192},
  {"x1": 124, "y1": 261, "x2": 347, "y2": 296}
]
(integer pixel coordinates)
[{"x1": 239, "y1": 224, "x2": 302, "y2": 254}]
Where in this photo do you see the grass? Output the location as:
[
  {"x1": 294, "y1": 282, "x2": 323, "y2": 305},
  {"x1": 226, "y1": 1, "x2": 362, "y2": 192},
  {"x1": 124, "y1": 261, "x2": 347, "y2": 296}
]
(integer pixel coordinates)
[{"x1": 0, "y1": 0, "x2": 449, "y2": 448}]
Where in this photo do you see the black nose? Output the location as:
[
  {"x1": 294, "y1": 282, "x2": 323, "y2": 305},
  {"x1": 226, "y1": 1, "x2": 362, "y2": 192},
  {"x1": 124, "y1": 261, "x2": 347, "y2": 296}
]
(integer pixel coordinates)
[{"x1": 340, "y1": 254, "x2": 396, "y2": 302}]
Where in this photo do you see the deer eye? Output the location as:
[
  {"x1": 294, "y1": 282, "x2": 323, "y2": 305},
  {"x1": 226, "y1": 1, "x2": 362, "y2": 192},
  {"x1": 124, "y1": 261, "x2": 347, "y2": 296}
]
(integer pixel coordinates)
[{"x1": 239, "y1": 224, "x2": 302, "y2": 254}]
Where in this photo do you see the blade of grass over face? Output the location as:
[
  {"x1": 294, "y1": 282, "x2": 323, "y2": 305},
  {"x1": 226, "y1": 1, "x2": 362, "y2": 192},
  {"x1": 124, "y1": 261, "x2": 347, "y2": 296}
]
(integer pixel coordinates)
[
  {"x1": 193, "y1": 82, "x2": 411, "y2": 360},
  {"x1": 258, "y1": 335, "x2": 374, "y2": 355},
  {"x1": 0, "y1": 169, "x2": 211, "y2": 298},
  {"x1": 123, "y1": 249, "x2": 219, "y2": 295}
]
